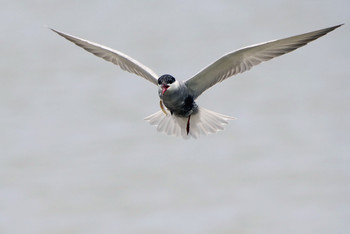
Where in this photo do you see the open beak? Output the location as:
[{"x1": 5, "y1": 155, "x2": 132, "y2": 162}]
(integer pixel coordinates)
[{"x1": 161, "y1": 84, "x2": 169, "y2": 95}]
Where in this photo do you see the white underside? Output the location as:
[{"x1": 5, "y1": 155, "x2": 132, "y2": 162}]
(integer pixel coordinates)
[{"x1": 144, "y1": 107, "x2": 235, "y2": 139}]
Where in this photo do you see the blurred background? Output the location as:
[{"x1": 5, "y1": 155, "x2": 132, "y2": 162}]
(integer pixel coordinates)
[{"x1": 1, "y1": 0, "x2": 349, "y2": 233}]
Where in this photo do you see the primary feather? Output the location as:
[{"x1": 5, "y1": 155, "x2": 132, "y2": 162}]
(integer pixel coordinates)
[
  {"x1": 50, "y1": 28, "x2": 159, "y2": 85},
  {"x1": 185, "y1": 24, "x2": 343, "y2": 99}
]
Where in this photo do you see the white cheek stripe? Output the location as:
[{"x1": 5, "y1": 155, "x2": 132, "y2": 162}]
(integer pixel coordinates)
[{"x1": 167, "y1": 80, "x2": 180, "y2": 90}]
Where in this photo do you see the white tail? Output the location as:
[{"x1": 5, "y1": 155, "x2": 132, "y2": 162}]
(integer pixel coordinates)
[{"x1": 144, "y1": 107, "x2": 235, "y2": 139}]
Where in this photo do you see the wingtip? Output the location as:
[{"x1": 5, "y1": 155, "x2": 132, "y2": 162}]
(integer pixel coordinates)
[
  {"x1": 322, "y1": 24, "x2": 344, "y2": 32},
  {"x1": 326, "y1": 24, "x2": 344, "y2": 33},
  {"x1": 43, "y1": 25, "x2": 56, "y2": 32},
  {"x1": 48, "y1": 27, "x2": 59, "y2": 33},
  {"x1": 330, "y1": 24, "x2": 344, "y2": 31},
  {"x1": 47, "y1": 27, "x2": 65, "y2": 36},
  {"x1": 335, "y1": 23, "x2": 344, "y2": 28}
]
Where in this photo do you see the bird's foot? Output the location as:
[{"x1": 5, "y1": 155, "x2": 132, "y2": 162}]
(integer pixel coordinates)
[
  {"x1": 159, "y1": 100, "x2": 168, "y2": 115},
  {"x1": 186, "y1": 115, "x2": 191, "y2": 135}
]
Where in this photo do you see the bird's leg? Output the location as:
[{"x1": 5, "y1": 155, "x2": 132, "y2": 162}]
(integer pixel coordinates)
[
  {"x1": 186, "y1": 115, "x2": 191, "y2": 135},
  {"x1": 159, "y1": 100, "x2": 168, "y2": 115}
]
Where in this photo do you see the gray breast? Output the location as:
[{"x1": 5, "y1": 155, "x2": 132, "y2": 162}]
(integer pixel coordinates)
[{"x1": 159, "y1": 82, "x2": 198, "y2": 117}]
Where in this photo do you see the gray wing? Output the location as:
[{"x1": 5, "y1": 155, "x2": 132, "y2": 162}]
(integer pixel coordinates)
[
  {"x1": 185, "y1": 24, "x2": 342, "y2": 99},
  {"x1": 50, "y1": 28, "x2": 159, "y2": 85}
]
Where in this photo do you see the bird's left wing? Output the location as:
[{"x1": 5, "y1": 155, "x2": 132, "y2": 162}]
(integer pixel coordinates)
[
  {"x1": 185, "y1": 24, "x2": 342, "y2": 99},
  {"x1": 50, "y1": 28, "x2": 159, "y2": 85}
]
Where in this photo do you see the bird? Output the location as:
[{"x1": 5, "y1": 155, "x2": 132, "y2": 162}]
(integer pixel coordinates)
[{"x1": 50, "y1": 24, "x2": 342, "y2": 138}]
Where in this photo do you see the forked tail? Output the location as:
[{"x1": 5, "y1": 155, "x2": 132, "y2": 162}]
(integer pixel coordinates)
[{"x1": 144, "y1": 107, "x2": 235, "y2": 138}]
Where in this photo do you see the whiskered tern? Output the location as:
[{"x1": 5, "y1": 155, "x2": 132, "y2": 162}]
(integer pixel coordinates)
[{"x1": 50, "y1": 24, "x2": 342, "y2": 138}]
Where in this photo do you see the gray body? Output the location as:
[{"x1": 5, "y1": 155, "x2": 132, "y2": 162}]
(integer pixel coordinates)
[{"x1": 158, "y1": 80, "x2": 198, "y2": 117}]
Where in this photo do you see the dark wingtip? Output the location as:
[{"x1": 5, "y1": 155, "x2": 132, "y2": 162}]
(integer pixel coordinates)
[
  {"x1": 49, "y1": 27, "x2": 60, "y2": 34},
  {"x1": 46, "y1": 25, "x2": 55, "y2": 31},
  {"x1": 47, "y1": 27, "x2": 66, "y2": 37},
  {"x1": 331, "y1": 24, "x2": 344, "y2": 30}
]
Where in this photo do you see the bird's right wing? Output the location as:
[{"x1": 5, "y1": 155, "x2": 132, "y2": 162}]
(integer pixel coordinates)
[
  {"x1": 50, "y1": 28, "x2": 159, "y2": 85},
  {"x1": 185, "y1": 24, "x2": 342, "y2": 99}
]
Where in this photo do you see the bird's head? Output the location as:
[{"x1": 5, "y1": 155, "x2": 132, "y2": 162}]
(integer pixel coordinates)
[{"x1": 158, "y1": 74, "x2": 178, "y2": 95}]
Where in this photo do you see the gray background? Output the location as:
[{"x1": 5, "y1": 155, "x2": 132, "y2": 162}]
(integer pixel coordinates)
[{"x1": 1, "y1": 0, "x2": 349, "y2": 233}]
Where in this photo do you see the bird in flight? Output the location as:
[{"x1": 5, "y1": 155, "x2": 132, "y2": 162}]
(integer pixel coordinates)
[{"x1": 50, "y1": 24, "x2": 342, "y2": 138}]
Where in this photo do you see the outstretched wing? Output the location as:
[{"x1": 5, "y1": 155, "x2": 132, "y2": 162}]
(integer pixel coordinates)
[
  {"x1": 50, "y1": 28, "x2": 159, "y2": 85},
  {"x1": 185, "y1": 24, "x2": 342, "y2": 99}
]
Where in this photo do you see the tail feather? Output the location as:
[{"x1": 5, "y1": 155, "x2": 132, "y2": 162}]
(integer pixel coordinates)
[{"x1": 144, "y1": 107, "x2": 234, "y2": 138}]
